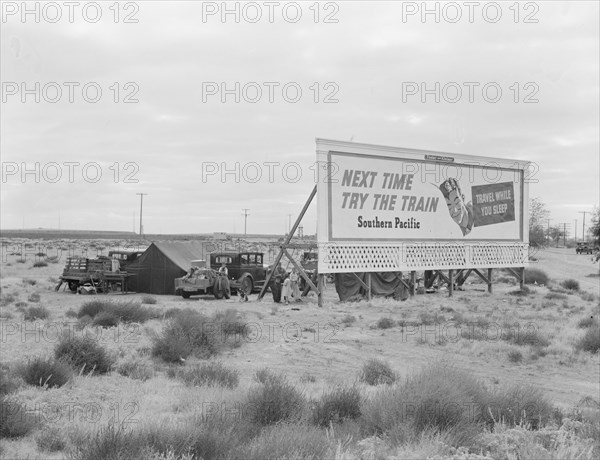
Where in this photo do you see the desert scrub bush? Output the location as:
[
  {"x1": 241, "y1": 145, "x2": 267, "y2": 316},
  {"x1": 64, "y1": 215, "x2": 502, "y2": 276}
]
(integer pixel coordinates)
[
  {"x1": 213, "y1": 308, "x2": 247, "y2": 338},
  {"x1": 35, "y1": 425, "x2": 66, "y2": 452},
  {"x1": 54, "y1": 335, "x2": 113, "y2": 374},
  {"x1": 482, "y1": 384, "x2": 553, "y2": 429},
  {"x1": 22, "y1": 278, "x2": 37, "y2": 286},
  {"x1": 152, "y1": 310, "x2": 222, "y2": 363},
  {"x1": 524, "y1": 268, "x2": 549, "y2": 285},
  {"x1": 32, "y1": 260, "x2": 48, "y2": 268},
  {"x1": 575, "y1": 325, "x2": 600, "y2": 353},
  {"x1": 361, "y1": 364, "x2": 486, "y2": 446},
  {"x1": 246, "y1": 375, "x2": 305, "y2": 426},
  {"x1": 418, "y1": 311, "x2": 444, "y2": 325},
  {"x1": 545, "y1": 292, "x2": 568, "y2": 300},
  {"x1": 561, "y1": 279, "x2": 580, "y2": 291},
  {"x1": 65, "y1": 307, "x2": 78, "y2": 318},
  {"x1": 78, "y1": 300, "x2": 158, "y2": 324},
  {"x1": 92, "y1": 311, "x2": 120, "y2": 328},
  {"x1": 577, "y1": 316, "x2": 597, "y2": 328},
  {"x1": 509, "y1": 286, "x2": 533, "y2": 296},
  {"x1": 254, "y1": 367, "x2": 285, "y2": 385},
  {"x1": 504, "y1": 326, "x2": 550, "y2": 348},
  {"x1": 376, "y1": 316, "x2": 395, "y2": 329},
  {"x1": 358, "y1": 358, "x2": 396, "y2": 385},
  {"x1": 27, "y1": 292, "x2": 40, "y2": 302},
  {"x1": 0, "y1": 366, "x2": 20, "y2": 396},
  {"x1": 116, "y1": 357, "x2": 154, "y2": 381},
  {"x1": 508, "y1": 350, "x2": 523, "y2": 363},
  {"x1": 238, "y1": 423, "x2": 332, "y2": 460},
  {"x1": 141, "y1": 295, "x2": 157, "y2": 305},
  {"x1": 19, "y1": 357, "x2": 71, "y2": 388},
  {"x1": 168, "y1": 361, "x2": 239, "y2": 389},
  {"x1": 70, "y1": 423, "x2": 154, "y2": 460},
  {"x1": 341, "y1": 314, "x2": 357, "y2": 326},
  {"x1": 23, "y1": 305, "x2": 50, "y2": 321},
  {"x1": 312, "y1": 386, "x2": 361, "y2": 427},
  {"x1": 0, "y1": 397, "x2": 38, "y2": 438},
  {"x1": 0, "y1": 294, "x2": 16, "y2": 306}
]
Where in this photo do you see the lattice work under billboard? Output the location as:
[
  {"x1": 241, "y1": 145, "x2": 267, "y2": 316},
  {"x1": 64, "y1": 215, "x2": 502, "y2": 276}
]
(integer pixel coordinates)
[{"x1": 316, "y1": 139, "x2": 531, "y2": 273}]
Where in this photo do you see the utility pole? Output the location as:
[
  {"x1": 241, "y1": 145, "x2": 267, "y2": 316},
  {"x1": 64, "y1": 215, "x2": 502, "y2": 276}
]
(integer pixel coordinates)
[
  {"x1": 136, "y1": 193, "x2": 147, "y2": 240},
  {"x1": 242, "y1": 209, "x2": 250, "y2": 237},
  {"x1": 574, "y1": 219, "x2": 577, "y2": 241},
  {"x1": 546, "y1": 219, "x2": 552, "y2": 246},
  {"x1": 579, "y1": 211, "x2": 591, "y2": 242}
]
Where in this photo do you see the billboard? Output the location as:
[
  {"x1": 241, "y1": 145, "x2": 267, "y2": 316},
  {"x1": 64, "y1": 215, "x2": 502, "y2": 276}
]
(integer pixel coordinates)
[{"x1": 316, "y1": 139, "x2": 530, "y2": 273}]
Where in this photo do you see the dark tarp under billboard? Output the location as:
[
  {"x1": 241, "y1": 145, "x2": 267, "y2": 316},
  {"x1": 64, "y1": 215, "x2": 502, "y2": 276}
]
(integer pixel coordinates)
[{"x1": 334, "y1": 272, "x2": 409, "y2": 301}]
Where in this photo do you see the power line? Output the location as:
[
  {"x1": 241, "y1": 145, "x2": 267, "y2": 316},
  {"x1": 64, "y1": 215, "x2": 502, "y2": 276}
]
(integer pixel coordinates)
[
  {"x1": 579, "y1": 211, "x2": 592, "y2": 243},
  {"x1": 136, "y1": 193, "x2": 148, "y2": 240},
  {"x1": 242, "y1": 209, "x2": 250, "y2": 237}
]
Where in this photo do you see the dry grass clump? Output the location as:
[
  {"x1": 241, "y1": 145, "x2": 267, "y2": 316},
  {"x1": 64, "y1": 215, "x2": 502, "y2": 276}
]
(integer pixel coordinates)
[
  {"x1": 23, "y1": 305, "x2": 50, "y2": 321},
  {"x1": 78, "y1": 300, "x2": 158, "y2": 324},
  {"x1": 361, "y1": 364, "x2": 485, "y2": 447},
  {"x1": 575, "y1": 325, "x2": 600, "y2": 354},
  {"x1": 311, "y1": 386, "x2": 361, "y2": 427},
  {"x1": 524, "y1": 268, "x2": 549, "y2": 285},
  {"x1": 115, "y1": 356, "x2": 154, "y2": 381},
  {"x1": 561, "y1": 279, "x2": 580, "y2": 291},
  {"x1": 32, "y1": 261, "x2": 48, "y2": 268},
  {"x1": 54, "y1": 335, "x2": 113, "y2": 375},
  {"x1": 141, "y1": 295, "x2": 157, "y2": 305},
  {"x1": 27, "y1": 292, "x2": 40, "y2": 302},
  {"x1": 167, "y1": 361, "x2": 239, "y2": 389},
  {"x1": 18, "y1": 357, "x2": 72, "y2": 388},
  {"x1": 35, "y1": 426, "x2": 66, "y2": 452},
  {"x1": 376, "y1": 317, "x2": 395, "y2": 329},
  {"x1": 0, "y1": 366, "x2": 21, "y2": 396},
  {"x1": 577, "y1": 316, "x2": 598, "y2": 329},
  {"x1": 152, "y1": 309, "x2": 245, "y2": 363},
  {"x1": 246, "y1": 374, "x2": 305, "y2": 426},
  {"x1": 340, "y1": 314, "x2": 357, "y2": 325},
  {"x1": 237, "y1": 423, "x2": 332, "y2": 460},
  {"x1": 358, "y1": 358, "x2": 397, "y2": 385},
  {"x1": 0, "y1": 398, "x2": 38, "y2": 438}
]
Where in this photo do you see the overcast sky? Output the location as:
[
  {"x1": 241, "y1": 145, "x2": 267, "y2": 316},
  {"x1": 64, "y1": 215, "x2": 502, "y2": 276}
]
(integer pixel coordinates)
[{"x1": 1, "y1": 1, "x2": 598, "y2": 237}]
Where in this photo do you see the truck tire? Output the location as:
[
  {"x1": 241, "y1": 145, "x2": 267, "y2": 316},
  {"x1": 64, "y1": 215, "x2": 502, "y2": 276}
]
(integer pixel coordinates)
[
  {"x1": 68, "y1": 281, "x2": 78, "y2": 292},
  {"x1": 181, "y1": 291, "x2": 191, "y2": 299}
]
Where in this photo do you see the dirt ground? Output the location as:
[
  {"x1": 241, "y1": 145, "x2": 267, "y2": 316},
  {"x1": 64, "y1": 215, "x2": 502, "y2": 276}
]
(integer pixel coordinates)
[{"x1": 1, "y1": 242, "x2": 599, "y2": 458}]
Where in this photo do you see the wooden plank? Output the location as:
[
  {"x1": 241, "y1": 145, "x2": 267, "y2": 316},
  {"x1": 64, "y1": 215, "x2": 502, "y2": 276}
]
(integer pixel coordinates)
[
  {"x1": 487, "y1": 268, "x2": 493, "y2": 294},
  {"x1": 351, "y1": 272, "x2": 369, "y2": 290},
  {"x1": 448, "y1": 269, "x2": 454, "y2": 297},
  {"x1": 410, "y1": 271, "x2": 416, "y2": 296}
]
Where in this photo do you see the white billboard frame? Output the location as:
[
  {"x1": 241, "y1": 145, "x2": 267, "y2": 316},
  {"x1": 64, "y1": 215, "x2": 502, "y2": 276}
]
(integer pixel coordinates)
[{"x1": 316, "y1": 139, "x2": 530, "y2": 274}]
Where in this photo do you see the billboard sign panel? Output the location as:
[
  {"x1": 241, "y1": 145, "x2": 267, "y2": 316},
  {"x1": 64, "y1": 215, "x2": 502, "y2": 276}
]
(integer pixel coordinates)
[{"x1": 316, "y1": 139, "x2": 530, "y2": 273}]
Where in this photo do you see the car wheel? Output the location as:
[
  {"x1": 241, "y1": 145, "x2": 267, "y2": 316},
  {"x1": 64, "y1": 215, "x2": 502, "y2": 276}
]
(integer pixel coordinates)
[{"x1": 181, "y1": 291, "x2": 191, "y2": 299}]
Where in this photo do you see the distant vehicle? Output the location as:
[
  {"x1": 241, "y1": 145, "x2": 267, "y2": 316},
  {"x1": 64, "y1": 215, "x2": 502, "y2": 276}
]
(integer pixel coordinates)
[
  {"x1": 108, "y1": 250, "x2": 145, "y2": 270},
  {"x1": 210, "y1": 252, "x2": 267, "y2": 294},
  {"x1": 174, "y1": 260, "x2": 230, "y2": 299},
  {"x1": 576, "y1": 242, "x2": 594, "y2": 255},
  {"x1": 55, "y1": 256, "x2": 131, "y2": 293}
]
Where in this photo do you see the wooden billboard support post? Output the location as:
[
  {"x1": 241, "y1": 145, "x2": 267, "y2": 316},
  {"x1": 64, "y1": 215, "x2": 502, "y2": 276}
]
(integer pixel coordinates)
[{"x1": 257, "y1": 185, "x2": 323, "y2": 306}]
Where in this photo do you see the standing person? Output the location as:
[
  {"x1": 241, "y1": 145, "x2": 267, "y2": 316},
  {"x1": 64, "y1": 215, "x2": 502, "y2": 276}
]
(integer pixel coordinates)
[
  {"x1": 282, "y1": 272, "x2": 292, "y2": 305},
  {"x1": 289, "y1": 268, "x2": 301, "y2": 301},
  {"x1": 218, "y1": 262, "x2": 228, "y2": 276}
]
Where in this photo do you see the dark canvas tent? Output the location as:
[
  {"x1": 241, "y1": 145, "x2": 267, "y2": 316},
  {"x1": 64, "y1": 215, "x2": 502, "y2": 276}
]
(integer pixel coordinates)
[
  {"x1": 334, "y1": 272, "x2": 409, "y2": 302},
  {"x1": 127, "y1": 242, "x2": 206, "y2": 295}
]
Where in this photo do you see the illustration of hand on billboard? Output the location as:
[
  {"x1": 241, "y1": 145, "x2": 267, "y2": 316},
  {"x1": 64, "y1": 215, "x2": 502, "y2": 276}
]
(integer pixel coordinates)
[{"x1": 439, "y1": 178, "x2": 474, "y2": 236}]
